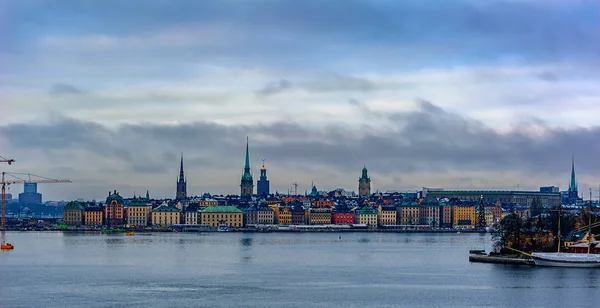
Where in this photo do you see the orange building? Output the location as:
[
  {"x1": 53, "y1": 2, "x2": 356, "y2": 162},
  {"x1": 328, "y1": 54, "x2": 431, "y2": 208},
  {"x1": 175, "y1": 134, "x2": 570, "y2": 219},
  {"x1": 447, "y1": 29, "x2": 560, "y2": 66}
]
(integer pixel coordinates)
[
  {"x1": 105, "y1": 190, "x2": 125, "y2": 226},
  {"x1": 311, "y1": 198, "x2": 334, "y2": 207}
]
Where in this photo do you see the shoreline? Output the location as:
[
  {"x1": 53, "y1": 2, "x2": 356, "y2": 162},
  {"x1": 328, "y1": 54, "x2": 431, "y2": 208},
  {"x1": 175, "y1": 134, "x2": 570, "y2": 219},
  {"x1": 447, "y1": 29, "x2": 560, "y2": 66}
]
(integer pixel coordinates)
[{"x1": 2, "y1": 228, "x2": 489, "y2": 234}]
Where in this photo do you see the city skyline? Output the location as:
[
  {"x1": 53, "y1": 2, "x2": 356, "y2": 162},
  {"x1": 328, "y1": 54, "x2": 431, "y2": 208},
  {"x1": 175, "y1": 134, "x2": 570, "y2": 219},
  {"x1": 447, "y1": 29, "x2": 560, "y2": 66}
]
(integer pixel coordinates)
[{"x1": 2, "y1": 0, "x2": 600, "y2": 200}]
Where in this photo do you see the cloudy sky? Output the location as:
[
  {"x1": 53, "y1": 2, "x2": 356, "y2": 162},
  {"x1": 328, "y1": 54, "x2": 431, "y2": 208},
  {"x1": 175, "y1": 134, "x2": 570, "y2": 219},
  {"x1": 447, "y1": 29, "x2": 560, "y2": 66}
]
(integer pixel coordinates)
[{"x1": 2, "y1": 0, "x2": 600, "y2": 201}]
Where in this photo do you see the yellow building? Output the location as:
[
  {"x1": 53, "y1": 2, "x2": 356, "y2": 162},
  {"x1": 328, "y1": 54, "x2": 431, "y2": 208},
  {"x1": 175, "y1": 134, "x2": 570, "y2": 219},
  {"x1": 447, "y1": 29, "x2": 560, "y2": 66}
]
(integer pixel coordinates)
[
  {"x1": 201, "y1": 206, "x2": 244, "y2": 228},
  {"x1": 63, "y1": 201, "x2": 85, "y2": 226},
  {"x1": 452, "y1": 205, "x2": 476, "y2": 228},
  {"x1": 398, "y1": 204, "x2": 420, "y2": 225},
  {"x1": 377, "y1": 205, "x2": 397, "y2": 226},
  {"x1": 84, "y1": 206, "x2": 103, "y2": 226},
  {"x1": 308, "y1": 207, "x2": 331, "y2": 225},
  {"x1": 127, "y1": 199, "x2": 152, "y2": 227},
  {"x1": 278, "y1": 207, "x2": 292, "y2": 225},
  {"x1": 151, "y1": 204, "x2": 181, "y2": 227},
  {"x1": 356, "y1": 206, "x2": 378, "y2": 227}
]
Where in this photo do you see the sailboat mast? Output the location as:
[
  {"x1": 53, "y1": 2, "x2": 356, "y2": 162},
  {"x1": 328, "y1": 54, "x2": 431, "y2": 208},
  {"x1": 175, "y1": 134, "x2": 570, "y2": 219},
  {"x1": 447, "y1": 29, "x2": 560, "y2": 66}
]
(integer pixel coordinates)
[
  {"x1": 557, "y1": 202, "x2": 561, "y2": 253},
  {"x1": 588, "y1": 188, "x2": 592, "y2": 254}
]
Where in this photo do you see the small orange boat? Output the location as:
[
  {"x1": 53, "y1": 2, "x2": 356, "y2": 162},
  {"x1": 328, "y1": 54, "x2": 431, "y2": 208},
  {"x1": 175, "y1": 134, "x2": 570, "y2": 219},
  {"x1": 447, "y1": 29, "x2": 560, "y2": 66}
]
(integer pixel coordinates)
[{"x1": 1, "y1": 242, "x2": 14, "y2": 250}]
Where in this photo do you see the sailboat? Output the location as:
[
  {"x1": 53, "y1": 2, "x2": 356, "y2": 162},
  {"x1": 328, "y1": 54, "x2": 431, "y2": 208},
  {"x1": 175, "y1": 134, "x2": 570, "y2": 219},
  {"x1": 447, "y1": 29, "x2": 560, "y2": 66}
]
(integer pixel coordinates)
[{"x1": 531, "y1": 189, "x2": 600, "y2": 267}]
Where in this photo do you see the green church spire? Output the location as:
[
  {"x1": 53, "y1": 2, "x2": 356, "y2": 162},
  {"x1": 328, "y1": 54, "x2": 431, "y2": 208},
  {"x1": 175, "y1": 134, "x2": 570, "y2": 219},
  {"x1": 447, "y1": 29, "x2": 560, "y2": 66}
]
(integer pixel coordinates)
[
  {"x1": 240, "y1": 136, "x2": 254, "y2": 196},
  {"x1": 569, "y1": 156, "x2": 577, "y2": 192}
]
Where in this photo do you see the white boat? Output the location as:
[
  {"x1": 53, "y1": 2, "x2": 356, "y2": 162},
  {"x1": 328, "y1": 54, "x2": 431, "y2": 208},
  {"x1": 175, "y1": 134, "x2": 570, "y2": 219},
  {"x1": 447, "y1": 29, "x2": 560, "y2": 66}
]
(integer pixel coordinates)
[
  {"x1": 531, "y1": 252, "x2": 600, "y2": 268},
  {"x1": 531, "y1": 192, "x2": 600, "y2": 268}
]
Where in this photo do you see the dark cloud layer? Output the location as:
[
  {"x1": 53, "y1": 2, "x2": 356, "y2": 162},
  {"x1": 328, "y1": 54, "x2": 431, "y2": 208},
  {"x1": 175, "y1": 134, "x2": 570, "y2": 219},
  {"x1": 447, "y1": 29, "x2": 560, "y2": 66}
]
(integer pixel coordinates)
[
  {"x1": 1, "y1": 101, "x2": 598, "y2": 188},
  {"x1": 6, "y1": 0, "x2": 600, "y2": 69}
]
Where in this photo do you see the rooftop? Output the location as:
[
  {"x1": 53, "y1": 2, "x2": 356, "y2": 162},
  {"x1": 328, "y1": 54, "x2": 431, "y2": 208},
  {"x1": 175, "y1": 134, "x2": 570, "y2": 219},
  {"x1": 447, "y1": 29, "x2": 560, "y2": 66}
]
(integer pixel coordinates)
[{"x1": 202, "y1": 206, "x2": 243, "y2": 214}]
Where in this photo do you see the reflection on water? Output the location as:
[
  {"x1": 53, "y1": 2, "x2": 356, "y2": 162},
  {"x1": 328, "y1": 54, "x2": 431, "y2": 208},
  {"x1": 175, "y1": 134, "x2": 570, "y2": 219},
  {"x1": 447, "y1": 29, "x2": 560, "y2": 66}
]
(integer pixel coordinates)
[{"x1": 1, "y1": 232, "x2": 599, "y2": 308}]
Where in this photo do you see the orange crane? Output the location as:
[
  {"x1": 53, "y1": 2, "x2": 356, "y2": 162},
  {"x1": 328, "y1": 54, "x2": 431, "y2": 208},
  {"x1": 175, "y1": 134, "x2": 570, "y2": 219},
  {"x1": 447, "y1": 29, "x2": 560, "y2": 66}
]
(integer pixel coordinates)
[{"x1": 2, "y1": 172, "x2": 72, "y2": 229}]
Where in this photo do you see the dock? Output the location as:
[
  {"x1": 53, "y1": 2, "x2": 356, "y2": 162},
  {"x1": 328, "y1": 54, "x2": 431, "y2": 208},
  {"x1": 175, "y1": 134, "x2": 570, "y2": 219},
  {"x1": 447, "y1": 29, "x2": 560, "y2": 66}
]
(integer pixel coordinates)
[{"x1": 469, "y1": 254, "x2": 534, "y2": 265}]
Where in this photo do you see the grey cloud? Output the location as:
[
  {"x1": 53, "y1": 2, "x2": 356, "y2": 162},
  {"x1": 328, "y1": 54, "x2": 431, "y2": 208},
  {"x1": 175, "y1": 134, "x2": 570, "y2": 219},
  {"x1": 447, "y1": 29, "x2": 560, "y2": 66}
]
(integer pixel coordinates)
[
  {"x1": 2, "y1": 100, "x2": 599, "y2": 199},
  {"x1": 301, "y1": 75, "x2": 376, "y2": 93},
  {"x1": 49, "y1": 83, "x2": 85, "y2": 95},
  {"x1": 536, "y1": 72, "x2": 559, "y2": 82},
  {"x1": 255, "y1": 79, "x2": 293, "y2": 96}
]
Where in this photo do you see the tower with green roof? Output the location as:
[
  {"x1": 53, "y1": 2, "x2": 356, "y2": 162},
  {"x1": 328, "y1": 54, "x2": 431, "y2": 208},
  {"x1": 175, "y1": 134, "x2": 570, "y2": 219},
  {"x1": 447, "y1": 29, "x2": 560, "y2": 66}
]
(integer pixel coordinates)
[
  {"x1": 240, "y1": 137, "x2": 254, "y2": 197},
  {"x1": 358, "y1": 165, "x2": 371, "y2": 197}
]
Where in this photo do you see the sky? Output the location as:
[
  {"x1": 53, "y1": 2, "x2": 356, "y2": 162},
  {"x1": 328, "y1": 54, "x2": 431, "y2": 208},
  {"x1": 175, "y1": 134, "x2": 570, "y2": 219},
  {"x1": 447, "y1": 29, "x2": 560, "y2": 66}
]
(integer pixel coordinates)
[{"x1": 2, "y1": 0, "x2": 600, "y2": 201}]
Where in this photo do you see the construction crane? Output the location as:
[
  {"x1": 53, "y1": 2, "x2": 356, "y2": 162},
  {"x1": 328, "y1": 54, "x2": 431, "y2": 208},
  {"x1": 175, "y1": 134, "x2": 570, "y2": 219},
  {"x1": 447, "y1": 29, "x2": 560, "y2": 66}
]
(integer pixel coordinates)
[
  {"x1": 2, "y1": 172, "x2": 72, "y2": 229},
  {"x1": 0, "y1": 156, "x2": 15, "y2": 165}
]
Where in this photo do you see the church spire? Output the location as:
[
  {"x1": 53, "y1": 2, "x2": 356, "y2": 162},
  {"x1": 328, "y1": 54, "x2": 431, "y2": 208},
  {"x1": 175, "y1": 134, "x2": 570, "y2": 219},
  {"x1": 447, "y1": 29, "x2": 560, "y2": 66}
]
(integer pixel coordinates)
[
  {"x1": 244, "y1": 137, "x2": 250, "y2": 171},
  {"x1": 569, "y1": 156, "x2": 577, "y2": 192},
  {"x1": 240, "y1": 137, "x2": 254, "y2": 197},
  {"x1": 176, "y1": 153, "x2": 187, "y2": 199},
  {"x1": 179, "y1": 152, "x2": 185, "y2": 183}
]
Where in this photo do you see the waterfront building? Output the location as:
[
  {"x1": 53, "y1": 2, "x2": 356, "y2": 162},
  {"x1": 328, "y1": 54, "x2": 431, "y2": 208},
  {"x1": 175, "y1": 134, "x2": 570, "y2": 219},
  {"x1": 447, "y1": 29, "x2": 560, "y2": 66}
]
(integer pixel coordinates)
[
  {"x1": 356, "y1": 206, "x2": 377, "y2": 228},
  {"x1": 439, "y1": 202, "x2": 453, "y2": 228},
  {"x1": 63, "y1": 201, "x2": 84, "y2": 226},
  {"x1": 127, "y1": 198, "x2": 152, "y2": 227},
  {"x1": 84, "y1": 205, "x2": 104, "y2": 226},
  {"x1": 397, "y1": 201, "x2": 420, "y2": 225},
  {"x1": 278, "y1": 206, "x2": 292, "y2": 225},
  {"x1": 183, "y1": 203, "x2": 201, "y2": 225},
  {"x1": 425, "y1": 190, "x2": 560, "y2": 207},
  {"x1": 151, "y1": 203, "x2": 181, "y2": 227},
  {"x1": 358, "y1": 166, "x2": 371, "y2": 197},
  {"x1": 257, "y1": 204, "x2": 275, "y2": 224},
  {"x1": 291, "y1": 205, "x2": 307, "y2": 225},
  {"x1": 332, "y1": 203, "x2": 354, "y2": 225},
  {"x1": 257, "y1": 160, "x2": 270, "y2": 196},
  {"x1": 308, "y1": 207, "x2": 332, "y2": 225},
  {"x1": 377, "y1": 205, "x2": 397, "y2": 226},
  {"x1": 105, "y1": 190, "x2": 125, "y2": 226},
  {"x1": 201, "y1": 206, "x2": 244, "y2": 228},
  {"x1": 419, "y1": 201, "x2": 440, "y2": 228},
  {"x1": 240, "y1": 137, "x2": 254, "y2": 197},
  {"x1": 243, "y1": 206, "x2": 258, "y2": 225},
  {"x1": 452, "y1": 205, "x2": 476, "y2": 229},
  {"x1": 176, "y1": 153, "x2": 187, "y2": 200}
]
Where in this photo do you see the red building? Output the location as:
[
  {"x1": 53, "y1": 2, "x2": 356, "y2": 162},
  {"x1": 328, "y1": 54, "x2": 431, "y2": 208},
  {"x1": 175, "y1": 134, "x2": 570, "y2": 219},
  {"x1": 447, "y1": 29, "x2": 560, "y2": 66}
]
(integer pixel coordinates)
[
  {"x1": 332, "y1": 212, "x2": 355, "y2": 225},
  {"x1": 567, "y1": 242, "x2": 600, "y2": 254}
]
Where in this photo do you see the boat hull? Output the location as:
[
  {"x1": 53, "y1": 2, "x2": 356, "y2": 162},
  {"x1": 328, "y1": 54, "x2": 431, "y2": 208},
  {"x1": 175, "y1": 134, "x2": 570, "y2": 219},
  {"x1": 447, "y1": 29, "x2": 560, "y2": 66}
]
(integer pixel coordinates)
[
  {"x1": 532, "y1": 257, "x2": 600, "y2": 268},
  {"x1": 532, "y1": 253, "x2": 600, "y2": 268}
]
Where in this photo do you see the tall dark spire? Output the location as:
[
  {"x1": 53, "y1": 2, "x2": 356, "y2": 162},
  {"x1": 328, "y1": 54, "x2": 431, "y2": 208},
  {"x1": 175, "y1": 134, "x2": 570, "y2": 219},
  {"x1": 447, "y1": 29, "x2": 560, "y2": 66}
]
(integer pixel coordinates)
[
  {"x1": 176, "y1": 153, "x2": 187, "y2": 200},
  {"x1": 179, "y1": 152, "x2": 185, "y2": 182}
]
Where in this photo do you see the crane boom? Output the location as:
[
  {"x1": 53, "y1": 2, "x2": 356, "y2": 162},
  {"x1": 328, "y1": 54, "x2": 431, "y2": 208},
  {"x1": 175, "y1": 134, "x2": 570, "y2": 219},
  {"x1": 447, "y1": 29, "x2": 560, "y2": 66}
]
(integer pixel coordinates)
[
  {"x1": 2, "y1": 171, "x2": 72, "y2": 229},
  {"x1": 0, "y1": 156, "x2": 15, "y2": 165}
]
